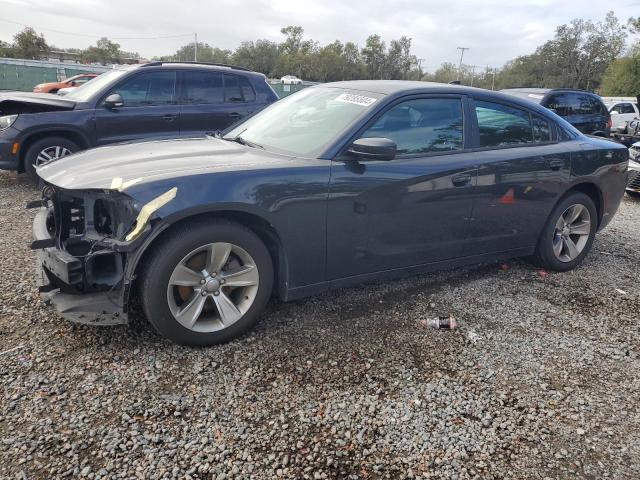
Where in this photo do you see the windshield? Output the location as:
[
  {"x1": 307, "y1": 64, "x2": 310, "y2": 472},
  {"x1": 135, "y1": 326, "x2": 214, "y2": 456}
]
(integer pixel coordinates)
[
  {"x1": 223, "y1": 87, "x2": 384, "y2": 157},
  {"x1": 65, "y1": 69, "x2": 130, "y2": 102}
]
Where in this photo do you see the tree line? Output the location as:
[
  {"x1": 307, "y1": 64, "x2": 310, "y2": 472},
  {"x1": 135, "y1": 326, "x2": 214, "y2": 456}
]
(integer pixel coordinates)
[
  {"x1": 1, "y1": 12, "x2": 638, "y2": 95},
  {"x1": 0, "y1": 27, "x2": 139, "y2": 64}
]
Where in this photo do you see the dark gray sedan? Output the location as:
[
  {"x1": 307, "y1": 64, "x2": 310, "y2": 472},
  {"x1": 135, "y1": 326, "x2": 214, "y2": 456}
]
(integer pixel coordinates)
[{"x1": 32, "y1": 81, "x2": 629, "y2": 346}]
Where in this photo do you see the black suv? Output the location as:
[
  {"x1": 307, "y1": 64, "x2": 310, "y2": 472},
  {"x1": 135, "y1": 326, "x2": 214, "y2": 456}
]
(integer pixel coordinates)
[
  {"x1": 0, "y1": 62, "x2": 278, "y2": 179},
  {"x1": 501, "y1": 88, "x2": 611, "y2": 137}
]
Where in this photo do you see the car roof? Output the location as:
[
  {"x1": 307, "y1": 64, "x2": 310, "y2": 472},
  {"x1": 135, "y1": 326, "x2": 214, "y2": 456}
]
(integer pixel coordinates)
[
  {"x1": 318, "y1": 80, "x2": 556, "y2": 116},
  {"x1": 137, "y1": 61, "x2": 264, "y2": 76}
]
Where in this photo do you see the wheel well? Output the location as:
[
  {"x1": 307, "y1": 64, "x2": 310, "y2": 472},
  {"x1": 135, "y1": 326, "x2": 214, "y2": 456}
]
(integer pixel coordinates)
[
  {"x1": 131, "y1": 211, "x2": 286, "y2": 300},
  {"x1": 18, "y1": 130, "x2": 89, "y2": 173},
  {"x1": 566, "y1": 183, "x2": 603, "y2": 227}
]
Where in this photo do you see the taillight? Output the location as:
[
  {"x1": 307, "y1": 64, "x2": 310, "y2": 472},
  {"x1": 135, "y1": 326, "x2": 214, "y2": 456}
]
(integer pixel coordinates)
[{"x1": 607, "y1": 117, "x2": 612, "y2": 130}]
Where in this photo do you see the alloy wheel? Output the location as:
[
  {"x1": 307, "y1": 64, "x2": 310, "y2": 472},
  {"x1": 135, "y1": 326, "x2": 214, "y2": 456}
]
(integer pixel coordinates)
[
  {"x1": 166, "y1": 242, "x2": 260, "y2": 332},
  {"x1": 36, "y1": 146, "x2": 72, "y2": 167},
  {"x1": 552, "y1": 204, "x2": 592, "y2": 262}
]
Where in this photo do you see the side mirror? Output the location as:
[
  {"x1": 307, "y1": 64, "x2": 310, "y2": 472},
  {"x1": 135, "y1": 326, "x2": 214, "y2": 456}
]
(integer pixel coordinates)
[
  {"x1": 104, "y1": 93, "x2": 124, "y2": 109},
  {"x1": 347, "y1": 137, "x2": 397, "y2": 161},
  {"x1": 69, "y1": 81, "x2": 76, "y2": 86}
]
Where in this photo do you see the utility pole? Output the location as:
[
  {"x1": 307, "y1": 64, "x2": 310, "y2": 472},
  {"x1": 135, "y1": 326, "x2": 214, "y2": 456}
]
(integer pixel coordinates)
[
  {"x1": 470, "y1": 65, "x2": 476, "y2": 87},
  {"x1": 456, "y1": 46, "x2": 469, "y2": 81},
  {"x1": 416, "y1": 58, "x2": 425, "y2": 80},
  {"x1": 194, "y1": 33, "x2": 198, "y2": 62},
  {"x1": 491, "y1": 68, "x2": 496, "y2": 90}
]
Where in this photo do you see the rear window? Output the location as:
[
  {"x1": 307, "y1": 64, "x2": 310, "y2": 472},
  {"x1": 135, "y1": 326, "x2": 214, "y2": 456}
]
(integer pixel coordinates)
[{"x1": 544, "y1": 93, "x2": 604, "y2": 116}]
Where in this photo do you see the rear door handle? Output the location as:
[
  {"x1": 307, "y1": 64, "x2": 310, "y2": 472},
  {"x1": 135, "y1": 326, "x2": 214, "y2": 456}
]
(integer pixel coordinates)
[
  {"x1": 229, "y1": 112, "x2": 242, "y2": 119},
  {"x1": 451, "y1": 172, "x2": 472, "y2": 187},
  {"x1": 163, "y1": 114, "x2": 177, "y2": 122},
  {"x1": 549, "y1": 160, "x2": 564, "y2": 171}
]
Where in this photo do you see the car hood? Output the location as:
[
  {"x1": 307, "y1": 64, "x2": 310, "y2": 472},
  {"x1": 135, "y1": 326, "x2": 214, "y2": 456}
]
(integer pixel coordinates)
[
  {"x1": 34, "y1": 82, "x2": 60, "y2": 89},
  {"x1": 0, "y1": 92, "x2": 76, "y2": 114},
  {"x1": 37, "y1": 137, "x2": 303, "y2": 191}
]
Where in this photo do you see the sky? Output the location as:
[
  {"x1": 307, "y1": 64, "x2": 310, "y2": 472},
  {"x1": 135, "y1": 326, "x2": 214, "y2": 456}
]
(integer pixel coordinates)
[{"x1": 0, "y1": 0, "x2": 638, "y2": 70}]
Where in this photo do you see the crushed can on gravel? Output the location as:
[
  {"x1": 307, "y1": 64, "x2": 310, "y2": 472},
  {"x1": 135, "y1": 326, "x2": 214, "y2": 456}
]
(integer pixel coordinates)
[{"x1": 427, "y1": 315, "x2": 457, "y2": 330}]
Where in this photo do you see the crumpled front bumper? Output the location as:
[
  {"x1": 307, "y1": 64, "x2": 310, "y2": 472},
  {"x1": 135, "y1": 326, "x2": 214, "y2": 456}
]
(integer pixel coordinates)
[{"x1": 33, "y1": 208, "x2": 128, "y2": 326}]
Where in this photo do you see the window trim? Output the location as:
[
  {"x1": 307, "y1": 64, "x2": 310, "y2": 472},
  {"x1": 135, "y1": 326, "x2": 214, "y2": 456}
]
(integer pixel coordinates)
[
  {"x1": 335, "y1": 93, "x2": 471, "y2": 161},
  {"x1": 98, "y1": 70, "x2": 178, "y2": 108},
  {"x1": 469, "y1": 96, "x2": 558, "y2": 152}
]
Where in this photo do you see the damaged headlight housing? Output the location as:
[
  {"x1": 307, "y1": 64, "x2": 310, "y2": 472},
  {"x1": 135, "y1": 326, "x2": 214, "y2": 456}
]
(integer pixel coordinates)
[
  {"x1": 125, "y1": 187, "x2": 177, "y2": 242},
  {"x1": 0, "y1": 114, "x2": 18, "y2": 130}
]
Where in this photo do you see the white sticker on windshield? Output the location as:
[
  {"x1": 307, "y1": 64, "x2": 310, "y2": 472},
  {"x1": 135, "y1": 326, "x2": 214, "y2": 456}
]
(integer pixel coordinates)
[
  {"x1": 528, "y1": 94, "x2": 544, "y2": 99},
  {"x1": 335, "y1": 93, "x2": 377, "y2": 107}
]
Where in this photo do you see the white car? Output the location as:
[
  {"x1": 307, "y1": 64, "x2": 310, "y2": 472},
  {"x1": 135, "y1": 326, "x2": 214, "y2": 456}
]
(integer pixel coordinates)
[
  {"x1": 605, "y1": 100, "x2": 640, "y2": 131},
  {"x1": 280, "y1": 75, "x2": 303, "y2": 85},
  {"x1": 627, "y1": 142, "x2": 640, "y2": 197}
]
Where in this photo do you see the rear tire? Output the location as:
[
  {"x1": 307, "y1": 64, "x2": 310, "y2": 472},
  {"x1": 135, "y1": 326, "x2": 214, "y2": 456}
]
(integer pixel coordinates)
[
  {"x1": 139, "y1": 220, "x2": 273, "y2": 346},
  {"x1": 531, "y1": 192, "x2": 597, "y2": 272},
  {"x1": 25, "y1": 137, "x2": 79, "y2": 182}
]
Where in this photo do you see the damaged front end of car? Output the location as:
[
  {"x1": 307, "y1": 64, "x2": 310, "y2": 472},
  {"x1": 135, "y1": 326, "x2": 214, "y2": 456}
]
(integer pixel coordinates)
[{"x1": 30, "y1": 183, "x2": 176, "y2": 325}]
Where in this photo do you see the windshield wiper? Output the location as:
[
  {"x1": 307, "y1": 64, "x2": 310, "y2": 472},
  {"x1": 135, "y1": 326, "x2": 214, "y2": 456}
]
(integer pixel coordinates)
[{"x1": 227, "y1": 135, "x2": 264, "y2": 150}]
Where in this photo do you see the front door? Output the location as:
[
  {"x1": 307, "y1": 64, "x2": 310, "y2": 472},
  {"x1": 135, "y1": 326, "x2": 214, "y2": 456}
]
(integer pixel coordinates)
[
  {"x1": 94, "y1": 70, "x2": 180, "y2": 146},
  {"x1": 326, "y1": 95, "x2": 477, "y2": 279}
]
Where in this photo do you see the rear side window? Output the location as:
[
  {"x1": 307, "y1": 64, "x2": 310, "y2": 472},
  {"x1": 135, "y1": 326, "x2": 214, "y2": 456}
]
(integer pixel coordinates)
[
  {"x1": 182, "y1": 71, "x2": 223, "y2": 104},
  {"x1": 239, "y1": 77, "x2": 256, "y2": 102},
  {"x1": 224, "y1": 74, "x2": 243, "y2": 103},
  {"x1": 475, "y1": 101, "x2": 532, "y2": 147},
  {"x1": 361, "y1": 98, "x2": 464, "y2": 156},
  {"x1": 532, "y1": 116, "x2": 551, "y2": 142},
  {"x1": 111, "y1": 71, "x2": 175, "y2": 106}
]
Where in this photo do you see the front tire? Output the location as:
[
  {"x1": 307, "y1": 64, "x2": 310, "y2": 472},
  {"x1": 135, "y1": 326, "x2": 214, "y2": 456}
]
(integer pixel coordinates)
[
  {"x1": 139, "y1": 220, "x2": 274, "y2": 346},
  {"x1": 531, "y1": 192, "x2": 597, "y2": 272},
  {"x1": 25, "y1": 137, "x2": 79, "y2": 182}
]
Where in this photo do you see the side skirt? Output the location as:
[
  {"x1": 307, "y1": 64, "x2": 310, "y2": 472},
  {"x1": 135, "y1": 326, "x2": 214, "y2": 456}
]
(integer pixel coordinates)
[{"x1": 282, "y1": 247, "x2": 535, "y2": 302}]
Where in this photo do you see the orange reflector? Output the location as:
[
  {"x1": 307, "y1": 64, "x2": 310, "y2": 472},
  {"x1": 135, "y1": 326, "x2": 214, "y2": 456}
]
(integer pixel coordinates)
[{"x1": 11, "y1": 143, "x2": 19, "y2": 154}]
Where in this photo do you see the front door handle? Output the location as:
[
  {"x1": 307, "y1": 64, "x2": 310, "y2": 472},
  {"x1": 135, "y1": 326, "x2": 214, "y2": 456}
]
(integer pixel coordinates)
[
  {"x1": 163, "y1": 114, "x2": 177, "y2": 122},
  {"x1": 549, "y1": 159, "x2": 564, "y2": 171},
  {"x1": 229, "y1": 112, "x2": 242, "y2": 120},
  {"x1": 451, "y1": 173, "x2": 472, "y2": 187}
]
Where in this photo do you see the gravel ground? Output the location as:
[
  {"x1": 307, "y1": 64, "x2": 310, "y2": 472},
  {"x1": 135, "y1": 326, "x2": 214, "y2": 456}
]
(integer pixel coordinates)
[{"x1": 1, "y1": 170, "x2": 639, "y2": 480}]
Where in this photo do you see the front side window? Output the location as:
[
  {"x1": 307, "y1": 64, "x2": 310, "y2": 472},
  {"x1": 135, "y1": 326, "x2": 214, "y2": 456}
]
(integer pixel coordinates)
[
  {"x1": 223, "y1": 87, "x2": 383, "y2": 157},
  {"x1": 617, "y1": 103, "x2": 635, "y2": 114},
  {"x1": 110, "y1": 71, "x2": 176, "y2": 106},
  {"x1": 475, "y1": 100, "x2": 532, "y2": 147},
  {"x1": 361, "y1": 98, "x2": 464, "y2": 156},
  {"x1": 182, "y1": 71, "x2": 223, "y2": 104}
]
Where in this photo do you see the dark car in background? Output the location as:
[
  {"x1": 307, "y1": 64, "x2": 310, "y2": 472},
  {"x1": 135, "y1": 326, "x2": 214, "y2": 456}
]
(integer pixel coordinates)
[
  {"x1": 0, "y1": 62, "x2": 278, "y2": 180},
  {"x1": 31, "y1": 81, "x2": 628, "y2": 346},
  {"x1": 501, "y1": 88, "x2": 611, "y2": 137}
]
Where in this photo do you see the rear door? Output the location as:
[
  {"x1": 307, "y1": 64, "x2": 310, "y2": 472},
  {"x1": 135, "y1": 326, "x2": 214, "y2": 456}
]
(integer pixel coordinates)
[
  {"x1": 465, "y1": 98, "x2": 572, "y2": 255},
  {"x1": 93, "y1": 70, "x2": 180, "y2": 145},
  {"x1": 177, "y1": 71, "x2": 258, "y2": 137}
]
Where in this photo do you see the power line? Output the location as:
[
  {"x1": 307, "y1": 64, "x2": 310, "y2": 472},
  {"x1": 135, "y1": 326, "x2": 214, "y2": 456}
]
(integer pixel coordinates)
[{"x1": 0, "y1": 18, "x2": 193, "y2": 40}]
